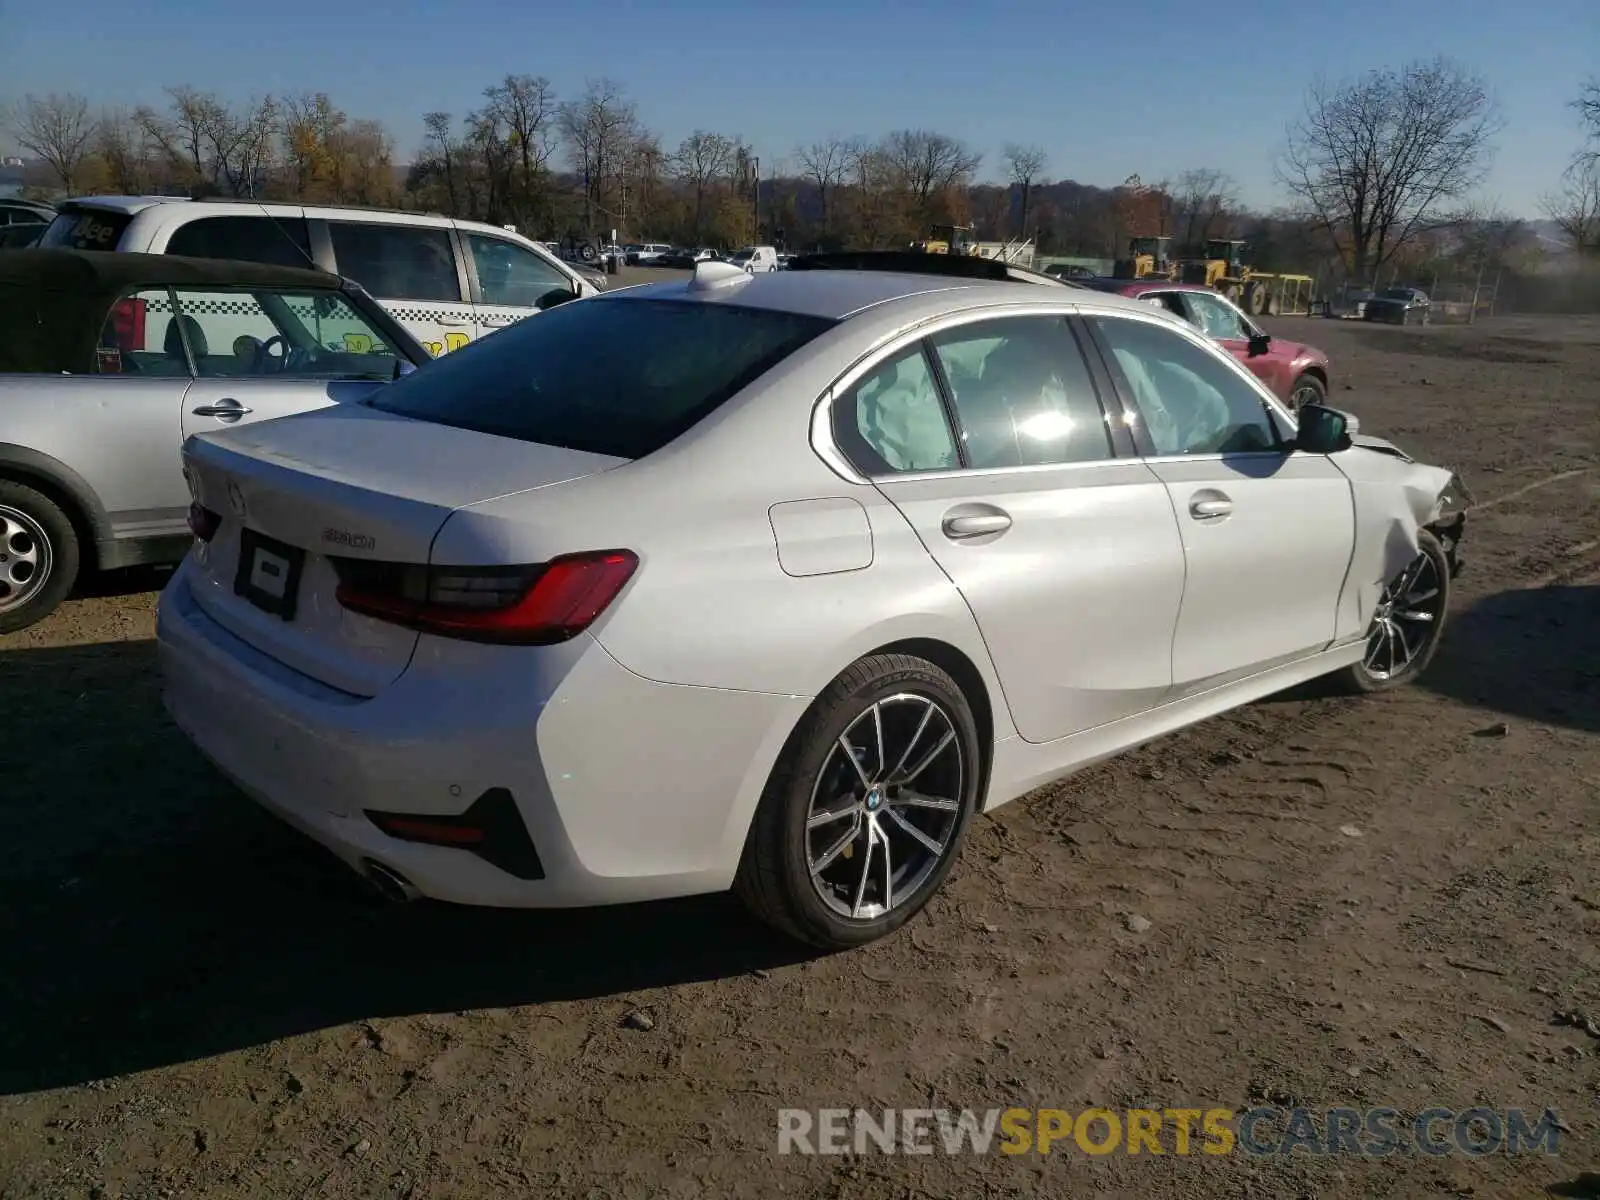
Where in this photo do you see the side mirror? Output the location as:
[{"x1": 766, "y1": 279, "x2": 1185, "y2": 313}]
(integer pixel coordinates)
[
  {"x1": 537, "y1": 288, "x2": 577, "y2": 311},
  {"x1": 393, "y1": 359, "x2": 418, "y2": 380},
  {"x1": 1247, "y1": 332, "x2": 1271, "y2": 357},
  {"x1": 1295, "y1": 403, "x2": 1356, "y2": 454}
]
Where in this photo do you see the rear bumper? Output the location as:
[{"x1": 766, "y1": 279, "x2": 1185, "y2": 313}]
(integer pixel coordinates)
[{"x1": 156, "y1": 559, "x2": 808, "y2": 908}]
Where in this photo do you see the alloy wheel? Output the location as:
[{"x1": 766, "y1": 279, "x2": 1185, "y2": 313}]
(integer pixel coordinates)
[
  {"x1": 805, "y1": 693, "x2": 965, "y2": 920},
  {"x1": 1289, "y1": 381, "x2": 1323, "y2": 410},
  {"x1": 1363, "y1": 550, "x2": 1442, "y2": 680},
  {"x1": 0, "y1": 504, "x2": 52, "y2": 615}
]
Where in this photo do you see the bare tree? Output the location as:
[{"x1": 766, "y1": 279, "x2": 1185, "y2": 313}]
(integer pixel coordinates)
[
  {"x1": 95, "y1": 107, "x2": 158, "y2": 194},
  {"x1": 795, "y1": 136, "x2": 849, "y2": 235},
  {"x1": 1540, "y1": 78, "x2": 1600, "y2": 255},
  {"x1": 6, "y1": 93, "x2": 97, "y2": 190},
  {"x1": 671, "y1": 130, "x2": 734, "y2": 239},
  {"x1": 482, "y1": 75, "x2": 558, "y2": 227},
  {"x1": 136, "y1": 87, "x2": 276, "y2": 197},
  {"x1": 1278, "y1": 57, "x2": 1501, "y2": 283},
  {"x1": 1171, "y1": 167, "x2": 1237, "y2": 249},
  {"x1": 1002, "y1": 143, "x2": 1047, "y2": 240},
  {"x1": 880, "y1": 129, "x2": 981, "y2": 210},
  {"x1": 559, "y1": 79, "x2": 638, "y2": 239},
  {"x1": 421, "y1": 112, "x2": 460, "y2": 213},
  {"x1": 1575, "y1": 77, "x2": 1600, "y2": 167},
  {"x1": 1542, "y1": 163, "x2": 1600, "y2": 255}
]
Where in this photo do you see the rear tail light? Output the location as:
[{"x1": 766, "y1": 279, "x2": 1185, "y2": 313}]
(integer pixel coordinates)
[
  {"x1": 331, "y1": 550, "x2": 638, "y2": 645},
  {"x1": 188, "y1": 503, "x2": 221, "y2": 542}
]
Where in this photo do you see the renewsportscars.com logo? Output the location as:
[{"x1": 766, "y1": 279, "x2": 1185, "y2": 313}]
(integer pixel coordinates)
[{"x1": 777, "y1": 1107, "x2": 1566, "y2": 1157}]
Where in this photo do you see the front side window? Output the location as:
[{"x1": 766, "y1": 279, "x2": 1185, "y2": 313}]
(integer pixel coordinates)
[
  {"x1": 1141, "y1": 291, "x2": 1188, "y2": 321},
  {"x1": 929, "y1": 316, "x2": 1113, "y2": 468},
  {"x1": 166, "y1": 215, "x2": 313, "y2": 269},
  {"x1": 328, "y1": 222, "x2": 460, "y2": 302},
  {"x1": 467, "y1": 234, "x2": 573, "y2": 309},
  {"x1": 834, "y1": 345, "x2": 958, "y2": 474},
  {"x1": 151, "y1": 288, "x2": 398, "y2": 379},
  {"x1": 369, "y1": 297, "x2": 833, "y2": 459},
  {"x1": 1094, "y1": 315, "x2": 1279, "y2": 457},
  {"x1": 1182, "y1": 291, "x2": 1252, "y2": 341}
]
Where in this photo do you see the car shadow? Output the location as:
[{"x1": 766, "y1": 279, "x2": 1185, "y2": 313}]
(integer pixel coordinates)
[
  {"x1": 0, "y1": 639, "x2": 815, "y2": 1095},
  {"x1": 72, "y1": 563, "x2": 175, "y2": 599},
  {"x1": 1418, "y1": 584, "x2": 1599, "y2": 734}
]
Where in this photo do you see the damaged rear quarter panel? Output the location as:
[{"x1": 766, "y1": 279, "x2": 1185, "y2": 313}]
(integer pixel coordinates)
[{"x1": 1328, "y1": 443, "x2": 1457, "y2": 643}]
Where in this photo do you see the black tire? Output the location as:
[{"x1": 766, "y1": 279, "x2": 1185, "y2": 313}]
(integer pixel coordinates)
[
  {"x1": 1287, "y1": 372, "x2": 1327, "y2": 412},
  {"x1": 1338, "y1": 528, "x2": 1451, "y2": 694},
  {"x1": 579, "y1": 243, "x2": 596, "y2": 262},
  {"x1": 0, "y1": 479, "x2": 81, "y2": 634},
  {"x1": 1244, "y1": 280, "x2": 1268, "y2": 315},
  {"x1": 734, "y1": 653, "x2": 982, "y2": 949}
]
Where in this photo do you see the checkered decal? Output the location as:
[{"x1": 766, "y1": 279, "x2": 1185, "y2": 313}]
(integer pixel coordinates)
[
  {"x1": 383, "y1": 304, "x2": 477, "y2": 325},
  {"x1": 143, "y1": 295, "x2": 361, "y2": 321}
]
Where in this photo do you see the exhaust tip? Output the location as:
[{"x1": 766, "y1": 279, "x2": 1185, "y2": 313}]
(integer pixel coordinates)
[{"x1": 363, "y1": 859, "x2": 422, "y2": 903}]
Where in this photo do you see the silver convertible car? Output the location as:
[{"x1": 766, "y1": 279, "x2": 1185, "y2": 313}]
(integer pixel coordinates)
[
  {"x1": 0, "y1": 249, "x2": 430, "y2": 632},
  {"x1": 158, "y1": 259, "x2": 1470, "y2": 949}
]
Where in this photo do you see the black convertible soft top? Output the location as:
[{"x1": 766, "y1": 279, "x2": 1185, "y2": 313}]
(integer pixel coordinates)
[{"x1": 0, "y1": 248, "x2": 399, "y2": 374}]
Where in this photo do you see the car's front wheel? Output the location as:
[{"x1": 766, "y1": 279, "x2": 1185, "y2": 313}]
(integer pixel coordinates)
[
  {"x1": 1288, "y1": 372, "x2": 1327, "y2": 411},
  {"x1": 0, "y1": 480, "x2": 80, "y2": 634},
  {"x1": 1339, "y1": 528, "x2": 1450, "y2": 693},
  {"x1": 735, "y1": 653, "x2": 982, "y2": 949}
]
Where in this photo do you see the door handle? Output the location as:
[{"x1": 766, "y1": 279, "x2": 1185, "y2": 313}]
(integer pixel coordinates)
[
  {"x1": 1189, "y1": 496, "x2": 1233, "y2": 519},
  {"x1": 942, "y1": 510, "x2": 1012, "y2": 539},
  {"x1": 436, "y1": 319, "x2": 471, "y2": 328},
  {"x1": 192, "y1": 400, "x2": 252, "y2": 421}
]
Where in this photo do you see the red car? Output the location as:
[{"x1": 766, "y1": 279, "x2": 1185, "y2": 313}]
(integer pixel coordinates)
[{"x1": 1083, "y1": 279, "x2": 1330, "y2": 410}]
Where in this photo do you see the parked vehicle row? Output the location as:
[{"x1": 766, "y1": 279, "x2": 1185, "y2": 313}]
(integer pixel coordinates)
[
  {"x1": 622, "y1": 243, "x2": 790, "y2": 271},
  {"x1": 149, "y1": 254, "x2": 1469, "y2": 950}
]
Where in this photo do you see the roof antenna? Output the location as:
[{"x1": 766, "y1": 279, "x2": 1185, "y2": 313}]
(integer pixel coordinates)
[{"x1": 254, "y1": 199, "x2": 320, "y2": 271}]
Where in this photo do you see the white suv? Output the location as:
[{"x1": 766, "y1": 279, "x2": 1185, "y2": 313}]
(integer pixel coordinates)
[{"x1": 37, "y1": 198, "x2": 603, "y2": 357}]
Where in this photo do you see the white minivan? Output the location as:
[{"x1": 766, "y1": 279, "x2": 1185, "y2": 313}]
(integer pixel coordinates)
[
  {"x1": 726, "y1": 245, "x2": 779, "y2": 273},
  {"x1": 36, "y1": 198, "x2": 604, "y2": 357}
]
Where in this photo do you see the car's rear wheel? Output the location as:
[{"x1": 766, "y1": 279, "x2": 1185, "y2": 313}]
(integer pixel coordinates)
[
  {"x1": 0, "y1": 480, "x2": 80, "y2": 634},
  {"x1": 1288, "y1": 372, "x2": 1327, "y2": 412},
  {"x1": 735, "y1": 653, "x2": 981, "y2": 949},
  {"x1": 1339, "y1": 528, "x2": 1450, "y2": 693}
]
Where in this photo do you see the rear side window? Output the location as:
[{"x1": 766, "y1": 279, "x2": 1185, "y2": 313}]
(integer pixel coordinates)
[
  {"x1": 369, "y1": 297, "x2": 834, "y2": 459},
  {"x1": 39, "y1": 208, "x2": 132, "y2": 251},
  {"x1": 328, "y1": 222, "x2": 460, "y2": 302},
  {"x1": 166, "y1": 215, "x2": 313, "y2": 269}
]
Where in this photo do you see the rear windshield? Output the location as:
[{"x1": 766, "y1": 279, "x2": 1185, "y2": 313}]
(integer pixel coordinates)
[
  {"x1": 39, "y1": 208, "x2": 133, "y2": 251},
  {"x1": 368, "y1": 297, "x2": 834, "y2": 459}
]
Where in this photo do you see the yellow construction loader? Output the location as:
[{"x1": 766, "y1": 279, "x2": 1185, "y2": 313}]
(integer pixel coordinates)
[
  {"x1": 910, "y1": 224, "x2": 976, "y2": 255},
  {"x1": 1112, "y1": 236, "x2": 1176, "y2": 280}
]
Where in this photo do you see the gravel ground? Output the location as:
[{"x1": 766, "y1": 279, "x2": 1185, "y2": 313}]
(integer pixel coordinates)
[{"x1": 0, "y1": 307, "x2": 1596, "y2": 1200}]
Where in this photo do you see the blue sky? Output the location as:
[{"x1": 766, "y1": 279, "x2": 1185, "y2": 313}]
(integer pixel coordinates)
[{"x1": 1, "y1": 0, "x2": 1591, "y2": 216}]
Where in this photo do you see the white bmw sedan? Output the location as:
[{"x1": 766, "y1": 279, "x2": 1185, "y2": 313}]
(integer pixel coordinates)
[{"x1": 158, "y1": 260, "x2": 1470, "y2": 949}]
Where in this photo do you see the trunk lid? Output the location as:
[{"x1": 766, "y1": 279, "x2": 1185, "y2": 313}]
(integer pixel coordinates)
[{"x1": 182, "y1": 404, "x2": 626, "y2": 696}]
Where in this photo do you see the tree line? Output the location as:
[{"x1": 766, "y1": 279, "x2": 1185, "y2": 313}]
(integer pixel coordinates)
[{"x1": 5, "y1": 60, "x2": 1594, "y2": 284}]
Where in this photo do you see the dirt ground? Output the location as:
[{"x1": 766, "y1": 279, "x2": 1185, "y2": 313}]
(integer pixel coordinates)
[{"x1": 0, "y1": 308, "x2": 1596, "y2": 1200}]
